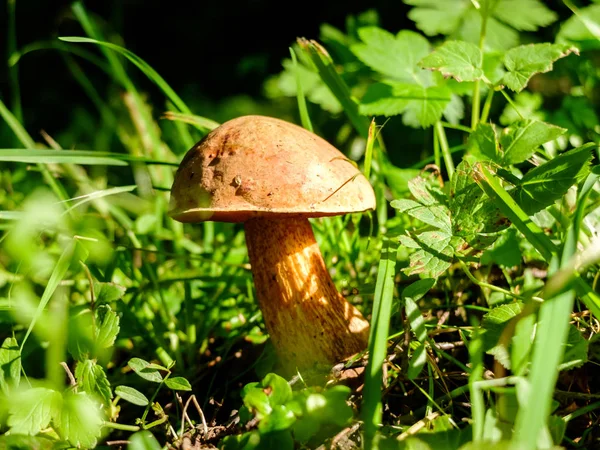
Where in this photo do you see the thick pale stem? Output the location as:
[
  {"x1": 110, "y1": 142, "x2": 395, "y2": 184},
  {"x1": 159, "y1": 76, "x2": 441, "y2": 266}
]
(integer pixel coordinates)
[{"x1": 244, "y1": 217, "x2": 370, "y2": 371}]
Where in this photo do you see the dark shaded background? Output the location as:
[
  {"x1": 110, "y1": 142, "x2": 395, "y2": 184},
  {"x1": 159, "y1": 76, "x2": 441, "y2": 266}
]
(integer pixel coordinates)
[{"x1": 0, "y1": 0, "x2": 413, "y2": 138}]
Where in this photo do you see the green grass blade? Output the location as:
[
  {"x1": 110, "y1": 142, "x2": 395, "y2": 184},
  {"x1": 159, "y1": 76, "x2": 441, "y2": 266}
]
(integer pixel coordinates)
[
  {"x1": 0, "y1": 99, "x2": 69, "y2": 203},
  {"x1": 364, "y1": 119, "x2": 376, "y2": 180},
  {"x1": 7, "y1": 0, "x2": 22, "y2": 123},
  {"x1": 19, "y1": 241, "x2": 75, "y2": 352},
  {"x1": 290, "y1": 46, "x2": 313, "y2": 132},
  {"x1": 0, "y1": 149, "x2": 179, "y2": 166},
  {"x1": 59, "y1": 36, "x2": 191, "y2": 114},
  {"x1": 61, "y1": 185, "x2": 137, "y2": 214},
  {"x1": 162, "y1": 111, "x2": 220, "y2": 134},
  {"x1": 362, "y1": 238, "x2": 398, "y2": 449},
  {"x1": 474, "y1": 162, "x2": 557, "y2": 262},
  {"x1": 297, "y1": 38, "x2": 370, "y2": 139}
]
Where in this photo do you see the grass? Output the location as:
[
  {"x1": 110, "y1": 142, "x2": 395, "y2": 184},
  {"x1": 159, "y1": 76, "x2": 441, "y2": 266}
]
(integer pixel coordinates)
[{"x1": 1, "y1": 1, "x2": 600, "y2": 449}]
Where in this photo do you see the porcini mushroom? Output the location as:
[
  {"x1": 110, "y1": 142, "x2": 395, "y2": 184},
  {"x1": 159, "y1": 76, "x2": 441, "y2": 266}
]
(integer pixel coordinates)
[{"x1": 169, "y1": 115, "x2": 375, "y2": 371}]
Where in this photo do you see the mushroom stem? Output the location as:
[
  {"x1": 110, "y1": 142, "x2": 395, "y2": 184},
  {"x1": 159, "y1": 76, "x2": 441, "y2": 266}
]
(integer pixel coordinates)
[{"x1": 244, "y1": 217, "x2": 370, "y2": 371}]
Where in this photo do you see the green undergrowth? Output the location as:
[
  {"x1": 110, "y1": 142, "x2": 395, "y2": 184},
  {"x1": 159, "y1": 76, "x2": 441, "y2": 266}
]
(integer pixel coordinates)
[{"x1": 1, "y1": 1, "x2": 600, "y2": 449}]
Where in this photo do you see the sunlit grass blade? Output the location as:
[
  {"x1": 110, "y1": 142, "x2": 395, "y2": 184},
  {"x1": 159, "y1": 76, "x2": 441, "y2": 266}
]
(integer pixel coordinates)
[
  {"x1": 364, "y1": 119, "x2": 376, "y2": 180},
  {"x1": 20, "y1": 241, "x2": 75, "y2": 352},
  {"x1": 61, "y1": 185, "x2": 137, "y2": 214},
  {"x1": 0, "y1": 99, "x2": 69, "y2": 203},
  {"x1": 290, "y1": 46, "x2": 313, "y2": 132},
  {"x1": 297, "y1": 38, "x2": 370, "y2": 138},
  {"x1": 59, "y1": 36, "x2": 191, "y2": 115},
  {"x1": 0, "y1": 149, "x2": 179, "y2": 166},
  {"x1": 7, "y1": 0, "x2": 22, "y2": 123},
  {"x1": 362, "y1": 238, "x2": 398, "y2": 449},
  {"x1": 161, "y1": 111, "x2": 220, "y2": 134}
]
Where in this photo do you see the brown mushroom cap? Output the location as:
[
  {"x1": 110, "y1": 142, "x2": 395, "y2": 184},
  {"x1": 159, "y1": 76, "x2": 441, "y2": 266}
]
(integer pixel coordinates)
[{"x1": 169, "y1": 115, "x2": 376, "y2": 223}]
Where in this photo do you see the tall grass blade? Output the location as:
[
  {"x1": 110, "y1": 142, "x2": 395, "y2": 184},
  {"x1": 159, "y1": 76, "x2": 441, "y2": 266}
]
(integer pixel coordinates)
[
  {"x1": 7, "y1": 0, "x2": 22, "y2": 123},
  {"x1": 0, "y1": 149, "x2": 127, "y2": 166},
  {"x1": 362, "y1": 238, "x2": 397, "y2": 449},
  {"x1": 290, "y1": 47, "x2": 313, "y2": 132},
  {"x1": 61, "y1": 185, "x2": 137, "y2": 214},
  {"x1": 162, "y1": 111, "x2": 219, "y2": 135}
]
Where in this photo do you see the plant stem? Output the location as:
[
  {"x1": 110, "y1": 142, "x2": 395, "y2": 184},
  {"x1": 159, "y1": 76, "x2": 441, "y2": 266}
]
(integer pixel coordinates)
[
  {"x1": 480, "y1": 89, "x2": 495, "y2": 123},
  {"x1": 435, "y1": 121, "x2": 454, "y2": 180},
  {"x1": 103, "y1": 421, "x2": 140, "y2": 432},
  {"x1": 471, "y1": 1, "x2": 492, "y2": 129}
]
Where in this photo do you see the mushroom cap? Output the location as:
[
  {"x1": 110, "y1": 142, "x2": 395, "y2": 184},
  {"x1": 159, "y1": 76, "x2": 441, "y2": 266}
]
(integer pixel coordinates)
[{"x1": 169, "y1": 115, "x2": 376, "y2": 223}]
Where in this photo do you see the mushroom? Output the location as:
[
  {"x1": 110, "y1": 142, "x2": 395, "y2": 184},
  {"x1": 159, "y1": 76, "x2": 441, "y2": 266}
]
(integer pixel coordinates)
[{"x1": 169, "y1": 115, "x2": 375, "y2": 372}]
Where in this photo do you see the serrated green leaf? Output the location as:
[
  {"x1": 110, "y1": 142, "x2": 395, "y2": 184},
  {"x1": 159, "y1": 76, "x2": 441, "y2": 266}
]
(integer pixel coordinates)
[
  {"x1": 164, "y1": 376, "x2": 192, "y2": 391},
  {"x1": 493, "y1": 0, "x2": 557, "y2": 31},
  {"x1": 419, "y1": 40, "x2": 483, "y2": 82},
  {"x1": 408, "y1": 175, "x2": 445, "y2": 206},
  {"x1": 95, "y1": 304, "x2": 120, "y2": 350},
  {"x1": 559, "y1": 325, "x2": 588, "y2": 371},
  {"x1": 55, "y1": 392, "x2": 103, "y2": 449},
  {"x1": 399, "y1": 231, "x2": 454, "y2": 278},
  {"x1": 93, "y1": 281, "x2": 126, "y2": 304},
  {"x1": 115, "y1": 385, "x2": 149, "y2": 406},
  {"x1": 391, "y1": 199, "x2": 452, "y2": 233},
  {"x1": 501, "y1": 43, "x2": 578, "y2": 92},
  {"x1": 500, "y1": 119, "x2": 567, "y2": 165},
  {"x1": 75, "y1": 359, "x2": 112, "y2": 405},
  {"x1": 512, "y1": 145, "x2": 592, "y2": 215},
  {"x1": 127, "y1": 431, "x2": 162, "y2": 450},
  {"x1": 0, "y1": 337, "x2": 21, "y2": 395},
  {"x1": 128, "y1": 358, "x2": 163, "y2": 383},
  {"x1": 405, "y1": 0, "x2": 470, "y2": 37},
  {"x1": 481, "y1": 303, "x2": 524, "y2": 362},
  {"x1": 468, "y1": 123, "x2": 500, "y2": 162},
  {"x1": 7, "y1": 387, "x2": 61, "y2": 435},
  {"x1": 359, "y1": 82, "x2": 451, "y2": 127},
  {"x1": 351, "y1": 28, "x2": 431, "y2": 84}
]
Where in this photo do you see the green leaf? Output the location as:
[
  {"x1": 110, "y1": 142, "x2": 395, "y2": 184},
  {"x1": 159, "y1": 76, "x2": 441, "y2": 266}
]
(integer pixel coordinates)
[
  {"x1": 418, "y1": 40, "x2": 483, "y2": 82},
  {"x1": 243, "y1": 387, "x2": 272, "y2": 416},
  {"x1": 557, "y1": 4, "x2": 600, "y2": 50},
  {"x1": 467, "y1": 123, "x2": 499, "y2": 162},
  {"x1": 399, "y1": 231, "x2": 454, "y2": 278},
  {"x1": 7, "y1": 387, "x2": 62, "y2": 435},
  {"x1": 260, "y1": 373, "x2": 292, "y2": 406},
  {"x1": 351, "y1": 28, "x2": 431, "y2": 84},
  {"x1": 0, "y1": 435, "x2": 55, "y2": 449},
  {"x1": 0, "y1": 149, "x2": 127, "y2": 166},
  {"x1": 499, "y1": 91, "x2": 545, "y2": 125},
  {"x1": 258, "y1": 405, "x2": 296, "y2": 433},
  {"x1": 407, "y1": 341, "x2": 427, "y2": 381},
  {"x1": 402, "y1": 278, "x2": 436, "y2": 302},
  {"x1": 500, "y1": 119, "x2": 567, "y2": 165},
  {"x1": 75, "y1": 359, "x2": 112, "y2": 405},
  {"x1": 481, "y1": 229, "x2": 522, "y2": 268},
  {"x1": 93, "y1": 281, "x2": 126, "y2": 304},
  {"x1": 115, "y1": 385, "x2": 149, "y2": 406},
  {"x1": 0, "y1": 337, "x2": 21, "y2": 394},
  {"x1": 54, "y1": 392, "x2": 104, "y2": 449},
  {"x1": 127, "y1": 431, "x2": 162, "y2": 450},
  {"x1": 391, "y1": 199, "x2": 451, "y2": 233},
  {"x1": 559, "y1": 324, "x2": 588, "y2": 371},
  {"x1": 501, "y1": 43, "x2": 578, "y2": 92},
  {"x1": 512, "y1": 145, "x2": 592, "y2": 215},
  {"x1": 359, "y1": 82, "x2": 451, "y2": 128},
  {"x1": 164, "y1": 377, "x2": 192, "y2": 391},
  {"x1": 128, "y1": 357, "x2": 163, "y2": 383},
  {"x1": 481, "y1": 303, "x2": 524, "y2": 368},
  {"x1": 405, "y1": 297, "x2": 427, "y2": 343},
  {"x1": 493, "y1": 0, "x2": 557, "y2": 31},
  {"x1": 95, "y1": 304, "x2": 120, "y2": 350},
  {"x1": 405, "y1": 0, "x2": 470, "y2": 37}
]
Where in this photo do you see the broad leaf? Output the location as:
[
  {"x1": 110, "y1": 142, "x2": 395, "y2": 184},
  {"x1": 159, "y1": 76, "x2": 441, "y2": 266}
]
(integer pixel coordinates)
[
  {"x1": 481, "y1": 229, "x2": 523, "y2": 268},
  {"x1": 481, "y1": 302, "x2": 524, "y2": 368},
  {"x1": 493, "y1": 0, "x2": 557, "y2": 31},
  {"x1": 500, "y1": 119, "x2": 567, "y2": 165},
  {"x1": 467, "y1": 123, "x2": 499, "y2": 162},
  {"x1": 55, "y1": 392, "x2": 103, "y2": 449},
  {"x1": 0, "y1": 337, "x2": 21, "y2": 395},
  {"x1": 75, "y1": 359, "x2": 112, "y2": 405},
  {"x1": 128, "y1": 357, "x2": 164, "y2": 383},
  {"x1": 128, "y1": 431, "x2": 162, "y2": 450},
  {"x1": 559, "y1": 325, "x2": 588, "y2": 371},
  {"x1": 399, "y1": 231, "x2": 454, "y2": 278},
  {"x1": 557, "y1": 4, "x2": 600, "y2": 51},
  {"x1": 418, "y1": 40, "x2": 483, "y2": 82},
  {"x1": 512, "y1": 145, "x2": 592, "y2": 215},
  {"x1": 94, "y1": 281, "x2": 126, "y2": 304},
  {"x1": 164, "y1": 377, "x2": 192, "y2": 391},
  {"x1": 407, "y1": 342, "x2": 427, "y2": 380},
  {"x1": 115, "y1": 385, "x2": 149, "y2": 406},
  {"x1": 405, "y1": 297, "x2": 427, "y2": 343},
  {"x1": 359, "y1": 82, "x2": 451, "y2": 128},
  {"x1": 501, "y1": 43, "x2": 578, "y2": 92},
  {"x1": 7, "y1": 387, "x2": 61, "y2": 435},
  {"x1": 351, "y1": 28, "x2": 431, "y2": 84},
  {"x1": 95, "y1": 304, "x2": 120, "y2": 350},
  {"x1": 391, "y1": 199, "x2": 451, "y2": 233}
]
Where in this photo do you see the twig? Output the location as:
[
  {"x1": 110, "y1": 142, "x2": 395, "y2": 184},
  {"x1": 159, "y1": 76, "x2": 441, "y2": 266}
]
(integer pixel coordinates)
[
  {"x1": 191, "y1": 395, "x2": 209, "y2": 437},
  {"x1": 61, "y1": 362, "x2": 77, "y2": 387}
]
